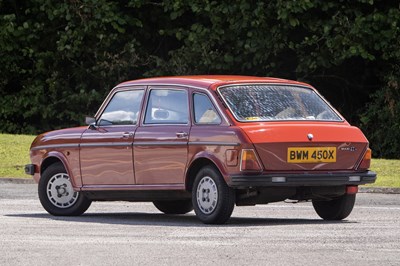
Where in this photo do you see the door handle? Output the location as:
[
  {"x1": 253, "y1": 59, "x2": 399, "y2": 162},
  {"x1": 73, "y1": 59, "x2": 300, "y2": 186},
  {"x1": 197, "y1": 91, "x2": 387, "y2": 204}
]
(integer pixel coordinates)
[
  {"x1": 122, "y1": 132, "x2": 134, "y2": 138},
  {"x1": 176, "y1": 132, "x2": 188, "y2": 138}
]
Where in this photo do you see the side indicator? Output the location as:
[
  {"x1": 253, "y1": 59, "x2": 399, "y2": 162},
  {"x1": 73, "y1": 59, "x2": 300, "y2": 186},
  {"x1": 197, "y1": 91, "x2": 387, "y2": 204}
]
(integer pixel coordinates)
[
  {"x1": 358, "y1": 148, "x2": 372, "y2": 170},
  {"x1": 240, "y1": 149, "x2": 262, "y2": 171}
]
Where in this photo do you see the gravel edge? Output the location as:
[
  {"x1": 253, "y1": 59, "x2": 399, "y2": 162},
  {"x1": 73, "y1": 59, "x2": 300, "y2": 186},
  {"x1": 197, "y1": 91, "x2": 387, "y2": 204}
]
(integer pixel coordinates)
[
  {"x1": 0, "y1": 178, "x2": 36, "y2": 184},
  {"x1": 359, "y1": 187, "x2": 400, "y2": 194}
]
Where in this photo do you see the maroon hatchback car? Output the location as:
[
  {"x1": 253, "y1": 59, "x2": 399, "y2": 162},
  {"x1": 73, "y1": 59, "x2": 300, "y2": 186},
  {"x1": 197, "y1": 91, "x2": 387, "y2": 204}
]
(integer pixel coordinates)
[{"x1": 26, "y1": 76, "x2": 376, "y2": 224}]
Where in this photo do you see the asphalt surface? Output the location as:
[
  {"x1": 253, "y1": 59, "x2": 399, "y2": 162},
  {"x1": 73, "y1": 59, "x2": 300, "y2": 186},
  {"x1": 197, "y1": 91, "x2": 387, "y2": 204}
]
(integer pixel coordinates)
[{"x1": 0, "y1": 183, "x2": 399, "y2": 266}]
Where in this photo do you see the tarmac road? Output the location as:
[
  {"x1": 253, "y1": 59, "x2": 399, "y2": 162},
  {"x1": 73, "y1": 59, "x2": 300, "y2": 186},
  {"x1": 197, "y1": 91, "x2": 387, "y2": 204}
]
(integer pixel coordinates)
[{"x1": 0, "y1": 183, "x2": 399, "y2": 266}]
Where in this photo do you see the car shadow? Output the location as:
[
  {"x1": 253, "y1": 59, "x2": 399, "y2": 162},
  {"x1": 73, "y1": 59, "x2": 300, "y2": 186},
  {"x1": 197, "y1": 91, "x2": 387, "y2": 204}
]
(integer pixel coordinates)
[{"x1": 6, "y1": 212, "x2": 356, "y2": 227}]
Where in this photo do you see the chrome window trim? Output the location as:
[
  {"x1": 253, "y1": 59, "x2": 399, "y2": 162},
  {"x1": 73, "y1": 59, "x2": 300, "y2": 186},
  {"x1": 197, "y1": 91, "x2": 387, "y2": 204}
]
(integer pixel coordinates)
[
  {"x1": 94, "y1": 86, "x2": 146, "y2": 122},
  {"x1": 139, "y1": 123, "x2": 191, "y2": 127},
  {"x1": 83, "y1": 124, "x2": 137, "y2": 130},
  {"x1": 192, "y1": 92, "x2": 223, "y2": 125},
  {"x1": 109, "y1": 83, "x2": 231, "y2": 125},
  {"x1": 142, "y1": 87, "x2": 190, "y2": 126},
  {"x1": 197, "y1": 89, "x2": 230, "y2": 126}
]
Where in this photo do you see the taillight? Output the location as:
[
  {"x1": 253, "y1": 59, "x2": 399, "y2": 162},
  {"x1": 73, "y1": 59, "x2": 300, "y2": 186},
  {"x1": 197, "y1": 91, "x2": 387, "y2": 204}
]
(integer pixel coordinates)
[
  {"x1": 240, "y1": 149, "x2": 262, "y2": 171},
  {"x1": 358, "y1": 148, "x2": 372, "y2": 170}
]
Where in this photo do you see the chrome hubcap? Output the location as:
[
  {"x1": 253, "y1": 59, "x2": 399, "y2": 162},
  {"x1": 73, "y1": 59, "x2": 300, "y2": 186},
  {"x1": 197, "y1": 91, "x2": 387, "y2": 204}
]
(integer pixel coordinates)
[
  {"x1": 47, "y1": 173, "x2": 78, "y2": 208},
  {"x1": 196, "y1": 176, "x2": 218, "y2": 214}
]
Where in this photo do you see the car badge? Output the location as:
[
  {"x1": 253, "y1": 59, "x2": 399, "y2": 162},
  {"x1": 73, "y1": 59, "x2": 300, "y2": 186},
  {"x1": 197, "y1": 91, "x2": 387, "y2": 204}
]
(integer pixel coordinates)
[
  {"x1": 340, "y1": 146, "x2": 357, "y2": 152},
  {"x1": 307, "y1": 133, "x2": 313, "y2": 141}
]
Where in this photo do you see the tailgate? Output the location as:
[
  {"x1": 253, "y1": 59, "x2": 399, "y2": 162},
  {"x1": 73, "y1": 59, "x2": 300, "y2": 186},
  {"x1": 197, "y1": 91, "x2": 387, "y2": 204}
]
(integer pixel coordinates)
[{"x1": 241, "y1": 123, "x2": 369, "y2": 171}]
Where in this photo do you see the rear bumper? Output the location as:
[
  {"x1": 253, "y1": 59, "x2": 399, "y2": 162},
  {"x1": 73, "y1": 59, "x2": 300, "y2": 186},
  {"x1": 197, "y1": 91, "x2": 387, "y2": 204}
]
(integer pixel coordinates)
[{"x1": 229, "y1": 171, "x2": 377, "y2": 187}]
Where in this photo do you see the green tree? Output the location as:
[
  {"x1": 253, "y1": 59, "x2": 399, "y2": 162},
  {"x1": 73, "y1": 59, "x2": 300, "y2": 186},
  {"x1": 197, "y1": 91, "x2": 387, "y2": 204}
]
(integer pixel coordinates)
[
  {"x1": 0, "y1": 0, "x2": 148, "y2": 133},
  {"x1": 1, "y1": 0, "x2": 399, "y2": 157},
  {"x1": 360, "y1": 67, "x2": 400, "y2": 158}
]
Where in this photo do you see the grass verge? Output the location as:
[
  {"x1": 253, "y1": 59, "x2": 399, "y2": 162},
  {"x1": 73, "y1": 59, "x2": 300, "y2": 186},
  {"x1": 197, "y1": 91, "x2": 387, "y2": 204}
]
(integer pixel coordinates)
[
  {"x1": 367, "y1": 159, "x2": 400, "y2": 188},
  {"x1": 0, "y1": 134, "x2": 399, "y2": 187},
  {"x1": 0, "y1": 134, "x2": 35, "y2": 178}
]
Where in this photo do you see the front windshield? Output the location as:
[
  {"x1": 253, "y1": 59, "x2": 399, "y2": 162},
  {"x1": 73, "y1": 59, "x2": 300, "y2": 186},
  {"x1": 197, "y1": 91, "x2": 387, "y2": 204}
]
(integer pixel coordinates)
[{"x1": 218, "y1": 85, "x2": 342, "y2": 122}]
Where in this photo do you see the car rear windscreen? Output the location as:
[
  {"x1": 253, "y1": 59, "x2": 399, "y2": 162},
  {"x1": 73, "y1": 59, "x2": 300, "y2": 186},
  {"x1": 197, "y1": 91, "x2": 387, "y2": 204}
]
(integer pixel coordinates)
[{"x1": 218, "y1": 85, "x2": 342, "y2": 122}]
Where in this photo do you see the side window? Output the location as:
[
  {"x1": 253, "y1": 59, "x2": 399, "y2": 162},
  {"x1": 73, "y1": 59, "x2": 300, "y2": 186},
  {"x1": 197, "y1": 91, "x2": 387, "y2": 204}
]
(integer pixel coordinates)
[
  {"x1": 193, "y1": 93, "x2": 221, "y2": 124},
  {"x1": 144, "y1": 89, "x2": 189, "y2": 124},
  {"x1": 98, "y1": 90, "x2": 144, "y2": 126}
]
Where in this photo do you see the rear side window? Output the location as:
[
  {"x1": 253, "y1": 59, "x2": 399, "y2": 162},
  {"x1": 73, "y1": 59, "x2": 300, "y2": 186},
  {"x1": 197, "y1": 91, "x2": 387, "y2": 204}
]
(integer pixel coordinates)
[
  {"x1": 193, "y1": 93, "x2": 221, "y2": 124},
  {"x1": 144, "y1": 89, "x2": 189, "y2": 124},
  {"x1": 218, "y1": 85, "x2": 342, "y2": 122},
  {"x1": 98, "y1": 89, "x2": 144, "y2": 126}
]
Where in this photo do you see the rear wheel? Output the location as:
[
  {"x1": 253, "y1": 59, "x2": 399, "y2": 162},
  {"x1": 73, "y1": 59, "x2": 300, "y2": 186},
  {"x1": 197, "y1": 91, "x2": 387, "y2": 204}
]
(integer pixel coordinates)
[
  {"x1": 192, "y1": 166, "x2": 235, "y2": 224},
  {"x1": 153, "y1": 200, "x2": 193, "y2": 214},
  {"x1": 38, "y1": 162, "x2": 91, "y2": 216},
  {"x1": 312, "y1": 194, "x2": 356, "y2": 220}
]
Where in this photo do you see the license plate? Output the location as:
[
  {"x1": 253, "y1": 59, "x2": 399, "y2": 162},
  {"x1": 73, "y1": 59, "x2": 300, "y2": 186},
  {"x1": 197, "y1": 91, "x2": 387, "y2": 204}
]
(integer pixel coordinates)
[{"x1": 287, "y1": 147, "x2": 336, "y2": 163}]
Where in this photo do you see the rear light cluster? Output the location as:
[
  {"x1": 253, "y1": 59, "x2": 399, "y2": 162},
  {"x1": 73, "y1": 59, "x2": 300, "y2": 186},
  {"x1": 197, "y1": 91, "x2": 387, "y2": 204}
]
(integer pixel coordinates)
[
  {"x1": 358, "y1": 148, "x2": 372, "y2": 170},
  {"x1": 240, "y1": 149, "x2": 262, "y2": 171}
]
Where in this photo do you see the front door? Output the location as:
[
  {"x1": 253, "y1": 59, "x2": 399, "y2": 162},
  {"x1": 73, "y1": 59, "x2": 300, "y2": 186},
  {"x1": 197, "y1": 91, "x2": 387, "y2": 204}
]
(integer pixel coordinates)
[
  {"x1": 134, "y1": 87, "x2": 190, "y2": 185},
  {"x1": 80, "y1": 88, "x2": 145, "y2": 186}
]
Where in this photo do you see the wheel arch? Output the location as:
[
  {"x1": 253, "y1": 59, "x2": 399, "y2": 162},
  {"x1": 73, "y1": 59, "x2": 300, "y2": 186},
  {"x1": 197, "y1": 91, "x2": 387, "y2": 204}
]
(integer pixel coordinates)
[
  {"x1": 185, "y1": 154, "x2": 228, "y2": 192},
  {"x1": 40, "y1": 152, "x2": 79, "y2": 188}
]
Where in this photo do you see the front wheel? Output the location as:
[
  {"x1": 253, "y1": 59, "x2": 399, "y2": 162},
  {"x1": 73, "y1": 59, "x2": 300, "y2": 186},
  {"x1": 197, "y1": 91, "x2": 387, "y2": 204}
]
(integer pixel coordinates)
[
  {"x1": 192, "y1": 166, "x2": 235, "y2": 224},
  {"x1": 312, "y1": 194, "x2": 356, "y2": 220},
  {"x1": 38, "y1": 162, "x2": 91, "y2": 216},
  {"x1": 153, "y1": 200, "x2": 193, "y2": 214}
]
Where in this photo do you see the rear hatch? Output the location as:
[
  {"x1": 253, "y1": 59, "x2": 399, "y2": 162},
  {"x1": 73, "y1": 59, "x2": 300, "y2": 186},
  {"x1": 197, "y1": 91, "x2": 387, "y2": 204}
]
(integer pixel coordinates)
[{"x1": 241, "y1": 122, "x2": 368, "y2": 171}]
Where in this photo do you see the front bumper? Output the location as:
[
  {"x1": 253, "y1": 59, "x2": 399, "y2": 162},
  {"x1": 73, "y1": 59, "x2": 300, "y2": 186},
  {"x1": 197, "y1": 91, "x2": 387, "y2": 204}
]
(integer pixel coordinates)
[
  {"x1": 25, "y1": 164, "x2": 35, "y2": 175},
  {"x1": 229, "y1": 171, "x2": 377, "y2": 187}
]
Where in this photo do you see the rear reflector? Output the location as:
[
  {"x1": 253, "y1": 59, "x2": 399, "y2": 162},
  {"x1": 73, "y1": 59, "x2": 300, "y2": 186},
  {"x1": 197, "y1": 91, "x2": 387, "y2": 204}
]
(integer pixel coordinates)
[
  {"x1": 349, "y1": 176, "x2": 361, "y2": 182},
  {"x1": 272, "y1": 177, "x2": 286, "y2": 183},
  {"x1": 240, "y1": 149, "x2": 262, "y2": 171},
  {"x1": 346, "y1": 186, "x2": 358, "y2": 194}
]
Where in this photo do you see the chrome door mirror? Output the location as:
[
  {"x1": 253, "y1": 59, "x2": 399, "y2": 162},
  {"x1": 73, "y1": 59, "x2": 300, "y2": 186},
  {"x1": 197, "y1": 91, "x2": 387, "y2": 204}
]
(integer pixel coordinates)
[
  {"x1": 85, "y1": 116, "x2": 97, "y2": 130},
  {"x1": 85, "y1": 116, "x2": 96, "y2": 125}
]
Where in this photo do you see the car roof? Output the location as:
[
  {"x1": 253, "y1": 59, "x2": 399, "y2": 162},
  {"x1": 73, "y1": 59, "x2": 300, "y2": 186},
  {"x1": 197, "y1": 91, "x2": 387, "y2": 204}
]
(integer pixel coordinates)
[{"x1": 117, "y1": 75, "x2": 310, "y2": 90}]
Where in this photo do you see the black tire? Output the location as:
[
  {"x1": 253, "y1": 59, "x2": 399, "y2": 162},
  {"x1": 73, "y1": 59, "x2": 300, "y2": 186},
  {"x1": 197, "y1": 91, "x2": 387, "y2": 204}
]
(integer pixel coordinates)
[
  {"x1": 153, "y1": 200, "x2": 193, "y2": 214},
  {"x1": 38, "y1": 162, "x2": 91, "y2": 216},
  {"x1": 192, "y1": 165, "x2": 235, "y2": 224},
  {"x1": 312, "y1": 194, "x2": 356, "y2": 220}
]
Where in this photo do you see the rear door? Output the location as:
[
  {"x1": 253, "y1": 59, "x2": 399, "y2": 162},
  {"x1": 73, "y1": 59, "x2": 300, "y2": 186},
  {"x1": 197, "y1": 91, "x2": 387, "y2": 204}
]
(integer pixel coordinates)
[{"x1": 134, "y1": 87, "x2": 190, "y2": 185}]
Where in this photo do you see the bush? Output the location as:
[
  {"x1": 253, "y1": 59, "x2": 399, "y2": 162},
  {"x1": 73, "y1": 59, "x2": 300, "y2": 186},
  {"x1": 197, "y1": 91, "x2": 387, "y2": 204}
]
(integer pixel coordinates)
[
  {"x1": 1, "y1": 1, "x2": 399, "y2": 158},
  {"x1": 361, "y1": 69, "x2": 400, "y2": 158}
]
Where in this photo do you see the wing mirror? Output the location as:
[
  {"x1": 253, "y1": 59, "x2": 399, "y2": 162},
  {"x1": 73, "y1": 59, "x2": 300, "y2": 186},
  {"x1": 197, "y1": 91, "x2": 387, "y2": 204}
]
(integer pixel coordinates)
[{"x1": 85, "y1": 116, "x2": 97, "y2": 130}]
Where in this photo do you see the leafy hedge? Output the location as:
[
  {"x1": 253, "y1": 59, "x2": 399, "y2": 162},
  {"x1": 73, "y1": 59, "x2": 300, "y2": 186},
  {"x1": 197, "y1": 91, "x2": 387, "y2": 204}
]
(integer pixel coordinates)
[{"x1": 1, "y1": 0, "x2": 399, "y2": 158}]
